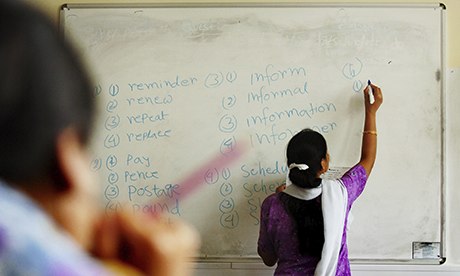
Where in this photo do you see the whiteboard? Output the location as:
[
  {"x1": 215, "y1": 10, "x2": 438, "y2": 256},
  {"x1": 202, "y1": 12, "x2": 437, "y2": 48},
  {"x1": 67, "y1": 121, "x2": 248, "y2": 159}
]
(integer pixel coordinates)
[{"x1": 61, "y1": 3, "x2": 446, "y2": 262}]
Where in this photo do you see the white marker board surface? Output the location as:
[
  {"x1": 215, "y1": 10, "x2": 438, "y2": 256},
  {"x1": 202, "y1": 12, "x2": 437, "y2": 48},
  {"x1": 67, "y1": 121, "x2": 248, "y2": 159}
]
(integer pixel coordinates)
[{"x1": 61, "y1": 3, "x2": 445, "y2": 261}]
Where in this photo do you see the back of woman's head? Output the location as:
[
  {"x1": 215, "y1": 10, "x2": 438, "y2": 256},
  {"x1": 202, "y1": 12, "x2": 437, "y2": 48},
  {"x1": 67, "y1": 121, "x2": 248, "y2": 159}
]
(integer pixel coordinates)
[
  {"x1": 286, "y1": 129, "x2": 328, "y2": 188},
  {"x1": 0, "y1": 1, "x2": 94, "y2": 183}
]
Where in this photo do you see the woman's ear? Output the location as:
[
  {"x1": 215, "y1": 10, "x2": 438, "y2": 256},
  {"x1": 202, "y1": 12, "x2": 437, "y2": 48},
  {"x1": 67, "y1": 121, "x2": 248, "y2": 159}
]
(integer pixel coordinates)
[{"x1": 318, "y1": 153, "x2": 330, "y2": 176}]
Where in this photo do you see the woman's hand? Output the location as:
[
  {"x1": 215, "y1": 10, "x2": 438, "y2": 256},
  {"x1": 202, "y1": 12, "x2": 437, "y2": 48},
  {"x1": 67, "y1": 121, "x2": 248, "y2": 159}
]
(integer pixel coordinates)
[{"x1": 364, "y1": 83, "x2": 383, "y2": 114}]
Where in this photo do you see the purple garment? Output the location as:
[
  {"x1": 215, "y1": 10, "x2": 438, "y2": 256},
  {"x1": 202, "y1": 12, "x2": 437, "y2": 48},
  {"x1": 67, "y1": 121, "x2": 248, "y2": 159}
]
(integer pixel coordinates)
[{"x1": 257, "y1": 165, "x2": 367, "y2": 276}]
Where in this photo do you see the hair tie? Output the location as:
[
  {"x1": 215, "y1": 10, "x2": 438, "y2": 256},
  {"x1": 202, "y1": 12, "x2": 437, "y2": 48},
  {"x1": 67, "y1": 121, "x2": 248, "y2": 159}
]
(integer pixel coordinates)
[{"x1": 288, "y1": 163, "x2": 309, "y2": 170}]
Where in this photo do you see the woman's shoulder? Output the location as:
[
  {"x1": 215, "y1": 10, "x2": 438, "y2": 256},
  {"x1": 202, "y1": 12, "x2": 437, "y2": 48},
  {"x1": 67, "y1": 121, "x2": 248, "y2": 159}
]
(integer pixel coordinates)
[
  {"x1": 261, "y1": 192, "x2": 286, "y2": 212},
  {"x1": 340, "y1": 164, "x2": 367, "y2": 185},
  {"x1": 338, "y1": 164, "x2": 368, "y2": 202},
  {"x1": 262, "y1": 192, "x2": 279, "y2": 205}
]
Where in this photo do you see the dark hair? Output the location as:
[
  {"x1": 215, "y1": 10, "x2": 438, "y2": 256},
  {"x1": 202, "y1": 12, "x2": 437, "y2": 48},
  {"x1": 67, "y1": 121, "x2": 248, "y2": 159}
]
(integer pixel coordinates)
[
  {"x1": 286, "y1": 128, "x2": 328, "y2": 188},
  {"x1": 280, "y1": 128, "x2": 328, "y2": 257},
  {"x1": 279, "y1": 193, "x2": 324, "y2": 257},
  {"x1": 0, "y1": 1, "x2": 94, "y2": 183}
]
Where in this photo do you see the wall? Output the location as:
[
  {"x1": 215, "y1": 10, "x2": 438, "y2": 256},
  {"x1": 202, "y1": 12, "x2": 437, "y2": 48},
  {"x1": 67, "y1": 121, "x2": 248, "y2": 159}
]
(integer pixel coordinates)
[{"x1": 28, "y1": 0, "x2": 460, "y2": 275}]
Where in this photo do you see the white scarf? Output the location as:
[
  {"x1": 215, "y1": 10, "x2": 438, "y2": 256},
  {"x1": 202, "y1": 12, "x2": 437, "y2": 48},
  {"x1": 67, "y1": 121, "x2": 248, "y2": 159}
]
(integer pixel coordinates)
[{"x1": 284, "y1": 173, "x2": 348, "y2": 276}]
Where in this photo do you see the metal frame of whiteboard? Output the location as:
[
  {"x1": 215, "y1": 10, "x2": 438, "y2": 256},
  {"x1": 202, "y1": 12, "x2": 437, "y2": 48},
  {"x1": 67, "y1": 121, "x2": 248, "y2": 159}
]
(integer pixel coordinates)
[{"x1": 60, "y1": 2, "x2": 447, "y2": 265}]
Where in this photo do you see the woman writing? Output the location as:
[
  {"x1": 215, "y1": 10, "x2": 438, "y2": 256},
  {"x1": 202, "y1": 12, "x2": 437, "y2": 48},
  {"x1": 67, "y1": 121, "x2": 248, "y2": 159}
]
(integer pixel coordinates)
[{"x1": 257, "y1": 84, "x2": 383, "y2": 275}]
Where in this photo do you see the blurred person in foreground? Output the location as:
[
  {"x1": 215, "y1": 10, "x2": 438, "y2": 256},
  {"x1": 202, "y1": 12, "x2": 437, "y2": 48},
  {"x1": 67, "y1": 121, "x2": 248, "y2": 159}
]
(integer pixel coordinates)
[{"x1": 0, "y1": 1, "x2": 199, "y2": 275}]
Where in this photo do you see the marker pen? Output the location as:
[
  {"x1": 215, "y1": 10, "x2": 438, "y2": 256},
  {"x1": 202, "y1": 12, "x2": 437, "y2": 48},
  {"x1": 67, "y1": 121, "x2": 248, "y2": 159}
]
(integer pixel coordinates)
[{"x1": 368, "y1": 80, "x2": 375, "y2": 104}]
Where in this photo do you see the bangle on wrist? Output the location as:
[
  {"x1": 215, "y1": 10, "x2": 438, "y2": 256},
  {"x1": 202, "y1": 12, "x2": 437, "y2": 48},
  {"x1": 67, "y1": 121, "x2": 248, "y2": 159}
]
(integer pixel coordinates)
[{"x1": 363, "y1": 130, "x2": 377, "y2": 135}]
